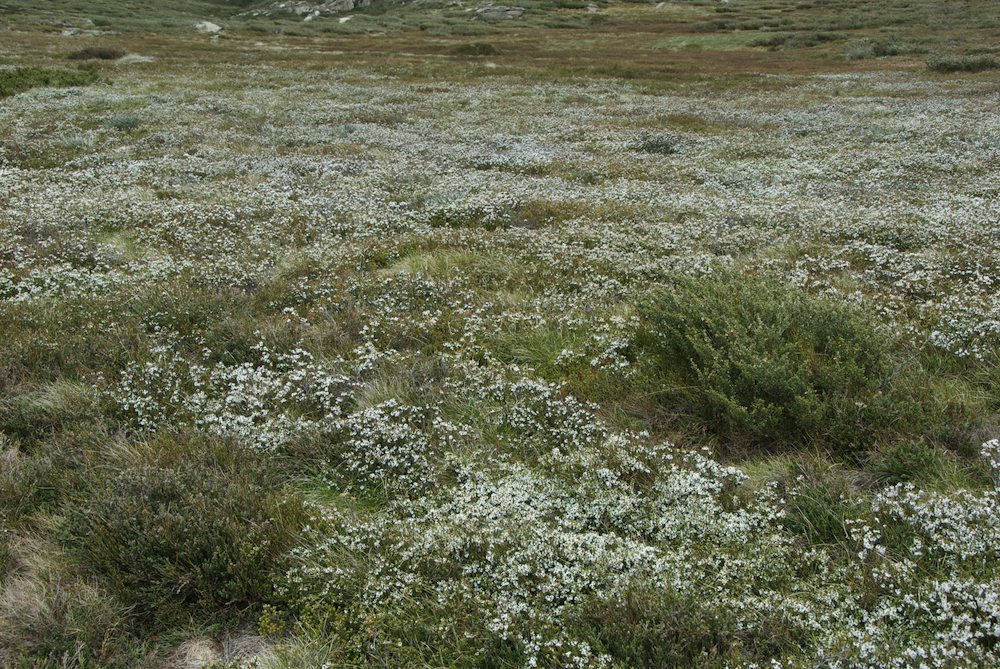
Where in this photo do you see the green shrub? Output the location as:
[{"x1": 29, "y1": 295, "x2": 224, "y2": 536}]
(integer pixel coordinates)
[
  {"x1": 845, "y1": 38, "x2": 926, "y2": 61},
  {"x1": 449, "y1": 41, "x2": 500, "y2": 56},
  {"x1": 68, "y1": 438, "x2": 305, "y2": 624},
  {"x1": 569, "y1": 588, "x2": 801, "y2": 667},
  {"x1": 927, "y1": 54, "x2": 1000, "y2": 73},
  {"x1": 751, "y1": 32, "x2": 840, "y2": 50},
  {"x1": 0, "y1": 67, "x2": 99, "y2": 98},
  {"x1": 636, "y1": 273, "x2": 893, "y2": 450},
  {"x1": 68, "y1": 47, "x2": 127, "y2": 61}
]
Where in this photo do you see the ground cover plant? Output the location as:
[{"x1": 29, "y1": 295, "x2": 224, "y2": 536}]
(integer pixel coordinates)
[{"x1": 1, "y1": 0, "x2": 999, "y2": 667}]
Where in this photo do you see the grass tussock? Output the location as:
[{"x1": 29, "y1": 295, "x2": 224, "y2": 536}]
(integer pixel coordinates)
[
  {"x1": 844, "y1": 38, "x2": 926, "y2": 61},
  {"x1": 0, "y1": 539, "x2": 136, "y2": 667}
]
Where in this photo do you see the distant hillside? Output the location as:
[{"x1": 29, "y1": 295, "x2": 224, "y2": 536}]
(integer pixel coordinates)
[{"x1": 2, "y1": 0, "x2": 997, "y2": 46}]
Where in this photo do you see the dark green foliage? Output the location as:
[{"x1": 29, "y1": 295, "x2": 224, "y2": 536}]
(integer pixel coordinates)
[
  {"x1": 927, "y1": 54, "x2": 1000, "y2": 73},
  {"x1": 844, "y1": 38, "x2": 926, "y2": 60},
  {"x1": 68, "y1": 47, "x2": 127, "y2": 60},
  {"x1": 636, "y1": 273, "x2": 893, "y2": 450},
  {"x1": 751, "y1": 32, "x2": 840, "y2": 49},
  {"x1": 67, "y1": 438, "x2": 305, "y2": 624},
  {"x1": 0, "y1": 67, "x2": 98, "y2": 98},
  {"x1": 449, "y1": 41, "x2": 500, "y2": 56},
  {"x1": 569, "y1": 588, "x2": 801, "y2": 667}
]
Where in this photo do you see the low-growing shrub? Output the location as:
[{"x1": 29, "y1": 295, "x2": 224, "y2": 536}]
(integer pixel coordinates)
[
  {"x1": 68, "y1": 47, "x2": 127, "y2": 61},
  {"x1": 569, "y1": 588, "x2": 802, "y2": 667},
  {"x1": 68, "y1": 438, "x2": 306, "y2": 625},
  {"x1": 927, "y1": 54, "x2": 1000, "y2": 73},
  {"x1": 751, "y1": 32, "x2": 840, "y2": 50},
  {"x1": 632, "y1": 131, "x2": 682, "y2": 155},
  {"x1": 449, "y1": 41, "x2": 500, "y2": 56},
  {"x1": 635, "y1": 273, "x2": 894, "y2": 450},
  {"x1": 0, "y1": 67, "x2": 99, "y2": 98},
  {"x1": 844, "y1": 38, "x2": 926, "y2": 61},
  {"x1": 105, "y1": 114, "x2": 143, "y2": 131}
]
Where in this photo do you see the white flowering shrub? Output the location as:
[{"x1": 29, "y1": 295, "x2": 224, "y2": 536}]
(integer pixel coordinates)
[{"x1": 110, "y1": 343, "x2": 354, "y2": 449}]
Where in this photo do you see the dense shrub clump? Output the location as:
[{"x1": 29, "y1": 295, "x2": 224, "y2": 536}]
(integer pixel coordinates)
[
  {"x1": 844, "y1": 38, "x2": 926, "y2": 60},
  {"x1": 927, "y1": 54, "x2": 1000, "y2": 73},
  {"x1": 751, "y1": 31, "x2": 840, "y2": 49},
  {"x1": 68, "y1": 440, "x2": 304, "y2": 624},
  {"x1": 632, "y1": 131, "x2": 682, "y2": 155},
  {"x1": 636, "y1": 273, "x2": 893, "y2": 450},
  {"x1": 449, "y1": 41, "x2": 500, "y2": 56},
  {"x1": 68, "y1": 47, "x2": 126, "y2": 61},
  {"x1": 568, "y1": 588, "x2": 800, "y2": 667},
  {"x1": 0, "y1": 67, "x2": 99, "y2": 98}
]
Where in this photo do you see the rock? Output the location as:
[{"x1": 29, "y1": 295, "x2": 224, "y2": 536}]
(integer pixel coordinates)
[
  {"x1": 246, "y1": 0, "x2": 372, "y2": 16},
  {"x1": 117, "y1": 54, "x2": 156, "y2": 64},
  {"x1": 585, "y1": 3, "x2": 599, "y2": 11},
  {"x1": 474, "y1": 5, "x2": 524, "y2": 19},
  {"x1": 61, "y1": 27, "x2": 116, "y2": 37},
  {"x1": 339, "y1": 15, "x2": 353, "y2": 22},
  {"x1": 194, "y1": 21, "x2": 222, "y2": 33}
]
